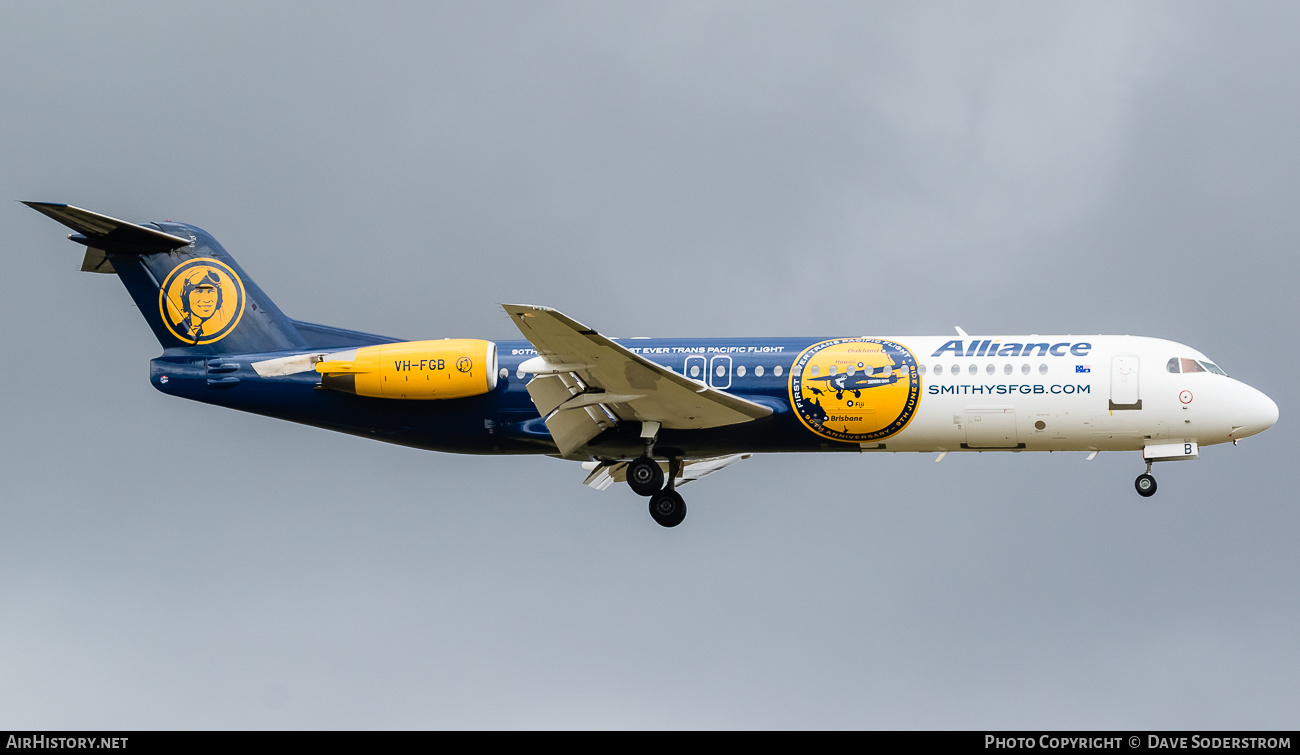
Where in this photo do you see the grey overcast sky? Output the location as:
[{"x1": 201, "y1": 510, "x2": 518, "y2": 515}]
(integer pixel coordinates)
[{"x1": 2, "y1": 1, "x2": 1297, "y2": 729}]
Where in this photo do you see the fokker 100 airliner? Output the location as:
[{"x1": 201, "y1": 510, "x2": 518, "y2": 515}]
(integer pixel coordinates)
[{"x1": 26, "y1": 202, "x2": 1279, "y2": 527}]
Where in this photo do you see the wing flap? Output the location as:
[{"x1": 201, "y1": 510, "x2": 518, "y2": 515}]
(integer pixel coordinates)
[
  {"x1": 526, "y1": 373, "x2": 581, "y2": 416},
  {"x1": 546, "y1": 404, "x2": 615, "y2": 458}
]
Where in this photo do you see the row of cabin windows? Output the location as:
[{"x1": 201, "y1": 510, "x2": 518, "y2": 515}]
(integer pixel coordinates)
[
  {"x1": 920, "y1": 363, "x2": 1049, "y2": 376},
  {"x1": 508, "y1": 357, "x2": 1230, "y2": 383},
  {"x1": 688, "y1": 364, "x2": 783, "y2": 379},
  {"x1": 507, "y1": 361, "x2": 1059, "y2": 382},
  {"x1": 511, "y1": 363, "x2": 786, "y2": 381}
]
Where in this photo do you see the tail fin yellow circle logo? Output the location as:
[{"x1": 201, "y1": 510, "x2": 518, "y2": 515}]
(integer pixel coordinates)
[
  {"x1": 789, "y1": 338, "x2": 921, "y2": 443},
  {"x1": 157, "y1": 258, "x2": 246, "y2": 345}
]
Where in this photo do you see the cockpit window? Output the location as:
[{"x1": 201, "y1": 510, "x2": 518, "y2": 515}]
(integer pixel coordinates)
[{"x1": 1167, "y1": 357, "x2": 1228, "y2": 376}]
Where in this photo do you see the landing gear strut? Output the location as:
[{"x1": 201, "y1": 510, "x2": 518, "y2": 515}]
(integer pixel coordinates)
[
  {"x1": 627, "y1": 425, "x2": 665, "y2": 497},
  {"x1": 1135, "y1": 461, "x2": 1157, "y2": 498}
]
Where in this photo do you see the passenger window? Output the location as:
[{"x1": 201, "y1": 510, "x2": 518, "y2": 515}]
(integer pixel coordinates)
[
  {"x1": 689, "y1": 365, "x2": 700, "y2": 378},
  {"x1": 918, "y1": 364, "x2": 927, "y2": 376},
  {"x1": 774, "y1": 366, "x2": 784, "y2": 377},
  {"x1": 934, "y1": 364, "x2": 943, "y2": 375},
  {"x1": 1039, "y1": 364, "x2": 1048, "y2": 375},
  {"x1": 1021, "y1": 363, "x2": 1030, "y2": 375},
  {"x1": 829, "y1": 365, "x2": 838, "y2": 375},
  {"x1": 755, "y1": 365, "x2": 765, "y2": 377},
  {"x1": 810, "y1": 365, "x2": 820, "y2": 376},
  {"x1": 1180, "y1": 358, "x2": 1206, "y2": 373},
  {"x1": 1003, "y1": 364, "x2": 1012, "y2": 375},
  {"x1": 737, "y1": 365, "x2": 747, "y2": 377},
  {"x1": 1167, "y1": 357, "x2": 1180, "y2": 374},
  {"x1": 986, "y1": 364, "x2": 995, "y2": 375},
  {"x1": 968, "y1": 364, "x2": 977, "y2": 376}
]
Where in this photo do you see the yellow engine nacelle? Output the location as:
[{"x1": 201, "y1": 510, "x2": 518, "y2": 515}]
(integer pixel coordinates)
[{"x1": 315, "y1": 339, "x2": 498, "y2": 400}]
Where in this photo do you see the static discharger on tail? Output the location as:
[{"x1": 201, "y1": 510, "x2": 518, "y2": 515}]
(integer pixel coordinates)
[{"x1": 25, "y1": 202, "x2": 1280, "y2": 527}]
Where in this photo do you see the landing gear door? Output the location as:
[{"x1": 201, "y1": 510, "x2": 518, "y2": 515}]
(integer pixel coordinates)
[{"x1": 1110, "y1": 355, "x2": 1142, "y2": 410}]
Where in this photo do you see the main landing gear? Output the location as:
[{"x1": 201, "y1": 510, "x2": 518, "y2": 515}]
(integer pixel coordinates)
[
  {"x1": 628, "y1": 426, "x2": 686, "y2": 527},
  {"x1": 628, "y1": 455, "x2": 686, "y2": 527},
  {"x1": 1135, "y1": 461, "x2": 1157, "y2": 498}
]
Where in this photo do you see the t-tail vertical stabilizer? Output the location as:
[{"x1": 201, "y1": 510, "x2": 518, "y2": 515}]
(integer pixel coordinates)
[{"x1": 24, "y1": 202, "x2": 308, "y2": 356}]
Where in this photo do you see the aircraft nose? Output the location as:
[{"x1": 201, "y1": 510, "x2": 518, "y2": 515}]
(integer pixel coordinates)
[{"x1": 1231, "y1": 383, "x2": 1279, "y2": 440}]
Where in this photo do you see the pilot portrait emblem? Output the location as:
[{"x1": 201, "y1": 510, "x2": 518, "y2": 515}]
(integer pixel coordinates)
[
  {"x1": 157, "y1": 258, "x2": 246, "y2": 345},
  {"x1": 789, "y1": 338, "x2": 921, "y2": 443}
]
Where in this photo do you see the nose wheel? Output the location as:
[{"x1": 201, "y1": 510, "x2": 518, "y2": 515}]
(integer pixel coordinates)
[{"x1": 1134, "y1": 460, "x2": 1157, "y2": 497}]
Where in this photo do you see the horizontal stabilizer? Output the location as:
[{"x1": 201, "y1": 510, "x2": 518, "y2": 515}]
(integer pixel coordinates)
[{"x1": 22, "y1": 202, "x2": 192, "y2": 252}]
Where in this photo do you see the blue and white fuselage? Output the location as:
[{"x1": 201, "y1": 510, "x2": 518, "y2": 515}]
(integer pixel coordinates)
[
  {"x1": 27, "y1": 202, "x2": 1278, "y2": 527},
  {"x1": 152, "y1": 334, "x2": 1277, "y2": 457}
]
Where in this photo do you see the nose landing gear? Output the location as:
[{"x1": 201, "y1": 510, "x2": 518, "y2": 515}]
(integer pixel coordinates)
[{"x1": 1135, "y1": 461, "x2": 1157, "y2": 498}]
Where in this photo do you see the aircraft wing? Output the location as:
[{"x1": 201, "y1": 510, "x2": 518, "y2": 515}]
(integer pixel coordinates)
[{"x1": 503, "y1": 304, "x2": 773, "y2": 456}]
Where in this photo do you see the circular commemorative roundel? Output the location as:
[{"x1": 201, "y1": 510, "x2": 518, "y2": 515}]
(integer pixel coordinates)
[
  {"x1": 157, "y1": 258, "x2": 246, "y2": 345},
  {"x1": 788, "y1": 338, "x2": 921, "y2": 443}
]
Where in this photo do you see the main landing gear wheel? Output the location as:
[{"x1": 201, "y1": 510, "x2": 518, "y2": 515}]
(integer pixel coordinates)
[
  {"x1": 627, "y1": 456, "x2": 664, "y2": 497},
  {"x1": 649, "y1": 490, "x2": 687, "y2": 528},
  {"x1": 1135, "y1": 473, "x2": 1157, "y2": 498}
]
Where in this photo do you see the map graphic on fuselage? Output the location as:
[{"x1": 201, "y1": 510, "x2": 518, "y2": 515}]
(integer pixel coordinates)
[{"x1": 788, "y1": 338, "x2": 920, "y2": 443}]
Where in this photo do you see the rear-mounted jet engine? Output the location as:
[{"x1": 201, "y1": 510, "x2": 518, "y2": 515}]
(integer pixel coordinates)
[{"x1": 315, "y1": 339, "x2": 498, "y2": 399}]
